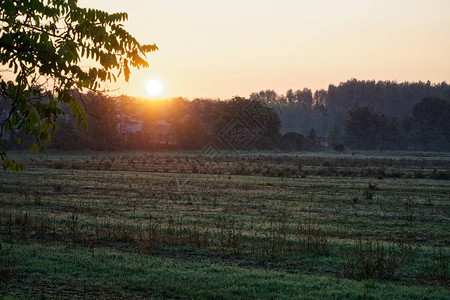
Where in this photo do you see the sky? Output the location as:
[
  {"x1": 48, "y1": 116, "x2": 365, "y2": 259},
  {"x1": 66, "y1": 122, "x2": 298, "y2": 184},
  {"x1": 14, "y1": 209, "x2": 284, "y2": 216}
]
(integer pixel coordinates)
[{"x1": 78, "y1": 0, "x2": 450, "y2": 99}]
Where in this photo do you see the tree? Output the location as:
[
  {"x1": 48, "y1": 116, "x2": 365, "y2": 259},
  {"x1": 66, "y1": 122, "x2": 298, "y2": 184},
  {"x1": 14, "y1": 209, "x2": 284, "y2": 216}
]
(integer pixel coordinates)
[
  {"x1": 0, "y1": 0, "x2": 157, "y2": 170},
  {"x1": 211, "y1": 97, "x2": 281, "y2": 151},
  {"x1": 249, "y1": 90, "x2": 281, "y2": 104},
  {"x1": 281, "y1": 132, "x2": 309, "y2": 151},
  {"x1": 344, "y1": 106, "x2": 401, "y2": 150},
  {"x1": 285, "y1": 89, "x2": 295, "y2": 103},
  {"x1": 408, "y1": 97, "x2": 450, "y2": 151},
  {"x1": 294, "y1": 88, "x2": 313, "y2": 107}
]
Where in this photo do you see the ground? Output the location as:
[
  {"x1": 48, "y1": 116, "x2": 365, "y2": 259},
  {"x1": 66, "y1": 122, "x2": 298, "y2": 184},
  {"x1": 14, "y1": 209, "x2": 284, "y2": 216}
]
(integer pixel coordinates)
[{"x1": 0, "y1": 151, "x2": 449, "y2": 299}]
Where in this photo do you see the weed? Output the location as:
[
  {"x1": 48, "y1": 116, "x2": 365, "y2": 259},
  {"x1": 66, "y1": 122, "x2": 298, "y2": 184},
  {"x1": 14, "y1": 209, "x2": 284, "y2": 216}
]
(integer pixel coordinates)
[
  {"x1": 363, "y1": 189, "x2": 374, "y2": 200},
  {"x1": 33, "y1": 194, "x2": 42, "y2": 206},
  {"x1": 54, "y1": 162, "x2": 64, "y2": 169},
  {"x1": 113, "y1": 222, "x2": 135, "y2": 243},
  {"x1": 376, "y1": 168, "x2": 385, "y2": 179},
  {"x1": 216, "y1": 215, "x2": 243, "y2": 254},
  {"x1": 430, "y1": 170, "x2": 450, "y2": 180},
  {"x1": 15, "y1": 213, "x2": 31, "y2": 237},
  {"x1": 67, "y1": 213, "x2": 83, "y2": 243},
  {"x1": 136, "y1": 221, "x2": 160, "y2": 254},
  {"x1": 425, "y1": 246, "x2": 449, "y2": 287},
  {"x1": 343, "y1": 239, "x2": 412, "y2": 280},
  {"x1": 404, "y1": 197, "x2": 415, "y2": 223},
  {"x1": 414, "y1": 171, "x2": 425, "y2": 179},
  {"x1": 368, "y1": 183, "x2": 377, "y2": 190},
  {"x1": 54, "y1": 184, "x2": 63, "y2": 193},
  {"x1": 296, "y1": 214, "x2": 330, "y2": 256},
  {"x1": 0, "y1": 243, "x2": 16, "y2": 283}
]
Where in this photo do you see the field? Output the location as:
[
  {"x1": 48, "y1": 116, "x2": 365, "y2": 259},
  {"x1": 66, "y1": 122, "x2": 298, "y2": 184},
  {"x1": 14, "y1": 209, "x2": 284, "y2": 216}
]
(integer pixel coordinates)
[{"x1": 0, "y1": 151, "x2": 449, "y2": 299}]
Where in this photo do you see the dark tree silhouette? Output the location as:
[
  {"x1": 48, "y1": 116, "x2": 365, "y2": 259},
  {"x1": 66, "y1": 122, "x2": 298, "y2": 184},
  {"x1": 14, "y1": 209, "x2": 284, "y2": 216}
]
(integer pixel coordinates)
[
  {"x1": 345, "y1": 106, "x2": 401, "y2": 150},
  {"x1": 408, "y1": 97, "x2": 450, "y2": 151}
]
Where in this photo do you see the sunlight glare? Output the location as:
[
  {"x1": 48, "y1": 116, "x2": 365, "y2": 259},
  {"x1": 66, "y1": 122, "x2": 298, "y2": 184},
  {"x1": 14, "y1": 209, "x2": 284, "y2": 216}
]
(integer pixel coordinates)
[{"x1": 146, "y1": 79, "x2": 163, "y2": 97}]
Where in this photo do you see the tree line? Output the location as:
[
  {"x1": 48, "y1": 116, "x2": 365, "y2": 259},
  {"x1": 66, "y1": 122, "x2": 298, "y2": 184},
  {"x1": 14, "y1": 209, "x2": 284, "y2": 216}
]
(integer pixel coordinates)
[
  {"x1": 1, "y1": 79, "x2": 449, "y2": 152},
  {"x1": 344, "y1": 97, "x2": 450, "y2": 151}
]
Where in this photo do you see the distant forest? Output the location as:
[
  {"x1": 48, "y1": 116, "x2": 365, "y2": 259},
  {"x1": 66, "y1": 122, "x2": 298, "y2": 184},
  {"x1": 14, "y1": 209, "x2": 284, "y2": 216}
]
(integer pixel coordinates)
[{"x1": 1, "y1": 79, "x2": 450, "y2": 152}]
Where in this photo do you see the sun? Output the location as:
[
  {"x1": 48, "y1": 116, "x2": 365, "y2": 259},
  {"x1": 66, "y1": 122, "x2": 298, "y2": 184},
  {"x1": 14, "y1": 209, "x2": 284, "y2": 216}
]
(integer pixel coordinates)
[{"x1": 145, "y1": 79, "x2": 163, "y2": 97}]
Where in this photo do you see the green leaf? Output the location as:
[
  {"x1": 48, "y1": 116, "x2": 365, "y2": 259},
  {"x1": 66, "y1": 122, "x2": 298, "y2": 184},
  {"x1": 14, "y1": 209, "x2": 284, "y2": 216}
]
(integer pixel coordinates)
[
  {"x1": 29, "y1": 144, "x2": 39, "y2": 154},
  {"x1": 0, "y1": 0, "x2": 157, "y2": 171}
]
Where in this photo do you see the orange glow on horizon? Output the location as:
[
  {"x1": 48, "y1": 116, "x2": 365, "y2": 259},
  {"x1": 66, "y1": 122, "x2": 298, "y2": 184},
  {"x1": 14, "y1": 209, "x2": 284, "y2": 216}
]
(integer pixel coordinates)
[{"x1": 79, "y1": 0, "x2": 450, "y2": 99}]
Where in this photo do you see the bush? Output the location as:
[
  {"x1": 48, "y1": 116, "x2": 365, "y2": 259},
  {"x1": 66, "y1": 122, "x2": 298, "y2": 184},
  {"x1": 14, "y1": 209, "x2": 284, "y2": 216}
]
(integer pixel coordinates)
[
  {"x1": 425, "y1": 246, "x2": 449, "y2": 287},
  {"x1": 363, "y1": 189, "x2": 374, "y2": 200},
  {"x1": 343, "y1": 239, "x2": 412, "y2": 280},
  {"x1": 332, "y1": 143, "x2": 345, "y2": 152},
  {"x1": 430, "y1": 171, "x2": 450, "y2": 180}
]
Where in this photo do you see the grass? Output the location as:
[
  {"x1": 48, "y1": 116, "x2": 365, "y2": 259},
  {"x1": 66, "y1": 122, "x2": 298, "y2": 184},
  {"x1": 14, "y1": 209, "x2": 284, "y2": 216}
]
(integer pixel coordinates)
[
  {"x1": 1, "y1": 242, "x2": 448, "y2": 299},
  {"x1": 0, "y1": 151, "x2": 449, "y2": 298}
]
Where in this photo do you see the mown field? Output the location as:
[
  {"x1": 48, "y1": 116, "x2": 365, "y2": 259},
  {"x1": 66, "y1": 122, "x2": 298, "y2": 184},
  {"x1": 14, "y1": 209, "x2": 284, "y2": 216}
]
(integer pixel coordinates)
[{"x1": 0, "y1": 151, "x2": 449, "y2": 299}]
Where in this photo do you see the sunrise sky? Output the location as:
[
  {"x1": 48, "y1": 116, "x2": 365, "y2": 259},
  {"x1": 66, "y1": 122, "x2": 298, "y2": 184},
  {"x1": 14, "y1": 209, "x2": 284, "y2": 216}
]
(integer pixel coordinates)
[{"x1": 79, "y1": 0, "x2": 450, "y2": 99}]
